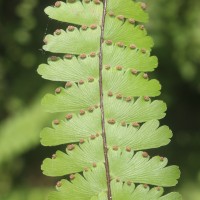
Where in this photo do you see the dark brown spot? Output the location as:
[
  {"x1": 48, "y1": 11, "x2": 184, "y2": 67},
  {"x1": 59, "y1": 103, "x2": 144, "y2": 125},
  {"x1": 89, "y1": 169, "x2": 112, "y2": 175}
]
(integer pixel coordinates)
[
  {"x1": 132, "y1": 122, "x2": 140, "y2": 127},
  {"x1": 141, "y1": 2, "x2": 147, "y2": 10},
  {"x1": 80, "y1": 53, "x2": 87, "y2": 59},
  {"x1": 81, "y1": 25, "x2": 88, "y2": 30},
  {"x1": 52, "y1": 154, "x2": 57, "y2": 159},
  {"x1": 88, "y1": 107, "x2": 94, "y2": 112},
  {"x1": 105, "y1": 40, "x2": 112, "y2": 45},
  {"x1": 139, "y1": 25, "x2": 145, "y2": 30},
  {"x1": 64, "y1": 54, "x2": 73, "y2": 59},
  {"x1": 128, "y1": 18, "x2": 135, "y2": 24},
  {"x1": 90, "y1": 52, "x2": 96, "y2": 57},
  {"x1": 43, "y1": 38, "x2": 47, "y2": 44},
  {"x1": 96, "y1": 133, "x2": 100, "y2": 137},
  {"x1": 143, "y1": 184, "x2": 149, "y2": 189},
  {"x1": 105, "y1": 65, "x2": 111, "y2": 70},
  {"x1": 55, "y1": 1, "x2": 61, "y2": 7},
  {"x1": 121, "y1": 121, "x2": 126, "y2": 126},
  {"x1": 126, "y1": 96, "x2": 132, "y2": 102},
  {"x1": 143, "y1": 73, "x2": 148, "y2": 79},
  {"x1": 67, "y1": 26, "x2": 75, "y2": 31},
  {"x1": 116, "y1": 42, "x2": 124, "y2": 47},
  {"x1": 53, "y1": 119, "x2": 60, "y2": 125},
  {"x1": 84, "y1": 167, "x2": 89, "y2": 172},
  {"x1": 88, "y1": 76, "x2": 94, "y2": 82},
  {"x1": 66, "y1": 114, "x2": 73, "y2": 120},
  {"x1": 116, "y1": 93, "x2": 122, "y2": 99},
  {"x1": 142, "y1": 152, "x2": 149, "y2": 158},
  {"x1": 92, "y1": 162, "x2": 97, "y2": 167},
  {"x1": 127, "y1": 181, "x2": 132, "y2": 186},
  {"x1": 112, "y1": 146, "x2": 119, "y2": 151},
  {"x1": 160, "y1": 157, "x2": 164, "y2": 161},
  {"x1": 70, "y1": 174, "x2": 75, "y2": 180},
  {"x1": 67, "y1": 144, "x2": 75, "y2": 151},
  {"x1": 108, "y1": 91, "x2": 113, "y2": 97},
  {"x1": 55, "y1": 29, "x2": 61, "y2": 35},
  {"x1": 90, "y1": 134, "x2": 96, "y2": 140},
  {"x1": 116, "y1": 65, "x2": 123, "y2": 70},
  {"x1": 107, "y1": 119, "x2": 116, "y2": 124},
  {"x1": 126, "y1": 146, "x2": 131, "y2": 152},
  {"x1": 108, "y1": 11, "x2": 115, "y2": 17},
  {"x1": 144, "y1": 96, "x2": 150, "y2": 101},
  {"x1": 131, "y1": 69, "x2": 138, "y2": 75},
  {"x1": 117, "y1": 15, "x2": 124, "y2": 21},
  {"x1": 141, "y1": 48, "x2": 146, "y2": 54},
  {"x1": 93, "y1": 0, "x2": 100, "y2": 4},
  {"x1": 156, "y1": 186, "x2": 161, "y2": 191},
  {"x1": 56, "y1": 181, "x2": 62, "y2": 187},
  {"x1": 55, "y1": 87, "x2": 61, "y2": 94},
  {"x1": 116, "y1": 178, "x2": 120, "y2": 182},
  {"x1": 130, "y1": 44, "x2": 137, "y2": 49},
  {"x1": 50, "y1": 56, "x2": 58, "y2": 61},
  {"x1": 79, "y1": 139, "x2": 85, "y2": 144},
  {"x1": 79, "y1": 80, "x2": 84, "y2": 85},
  {"x1": 90, "y1": 24, "x2": 97, "y2": 29},
  {"x1": 80, "y1": 110, "x2": 85, "y2": 115},
  {"x1": 65, "y1": 81, "x2": 72, "y2": 88}
]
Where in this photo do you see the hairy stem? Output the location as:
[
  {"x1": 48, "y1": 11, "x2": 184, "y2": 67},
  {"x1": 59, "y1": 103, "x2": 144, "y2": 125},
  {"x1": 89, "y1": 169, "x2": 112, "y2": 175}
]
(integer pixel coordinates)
[{"x1": 99, "y1": 0, "x2": 112, "y2": 200}]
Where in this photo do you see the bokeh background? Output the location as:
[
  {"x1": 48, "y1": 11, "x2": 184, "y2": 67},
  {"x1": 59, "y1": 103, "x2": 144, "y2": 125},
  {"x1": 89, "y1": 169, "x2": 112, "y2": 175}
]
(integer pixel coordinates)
[{"x1": 0, "y1": 0, "x2": 200, "y2": 199}]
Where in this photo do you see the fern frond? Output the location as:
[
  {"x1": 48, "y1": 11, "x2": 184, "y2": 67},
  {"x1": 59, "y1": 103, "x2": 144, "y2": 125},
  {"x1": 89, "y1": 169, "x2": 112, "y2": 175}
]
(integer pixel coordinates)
[{"x1": 38, "y1": 0, "x2": 182, "y2": 199}]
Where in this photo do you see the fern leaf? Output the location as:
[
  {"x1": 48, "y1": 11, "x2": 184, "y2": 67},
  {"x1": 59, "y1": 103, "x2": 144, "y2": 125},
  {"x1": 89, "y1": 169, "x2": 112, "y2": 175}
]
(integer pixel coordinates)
[
  {"x1": 39, "y1": 66, "x2": 161, "y2": 96},
  {"x1": 44, "y1": 0, "x2": 147, "y2": 25},
  {"x1": 47, "y1": 165, "x2": 181, "y2": 200},
  {"x1": 43, "y1": 16, "x2": 153, "y2": 54},
  {"x1": 42, "y1": 137, "x2": 180, "y2": 187},
  {"x1": 38, "y1": 44, "x2": 158, "y2": 82},
  {"x1": 107, "y1": 0, "x2": 148, "y2": 22},
  {"x1": 38, "y1": 0, "x2": 182, "y2": 199},
  {"x1": 44, "y1": 1, "x2": 103, "y2": 25},
  {"x1": 41, "y1": 116, "x2": 172, "y2": 150}
]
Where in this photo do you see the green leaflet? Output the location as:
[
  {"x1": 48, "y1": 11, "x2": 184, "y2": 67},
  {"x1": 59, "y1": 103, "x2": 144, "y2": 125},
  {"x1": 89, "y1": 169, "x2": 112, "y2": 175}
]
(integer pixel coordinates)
[
  {"x1": 47, "y1": 166, "x2": 181, "y2": 200},
  {"x1": 38, "y1": 0, "x2": 182, "y2": 199},
  {"x1": 43, "y1": 16, "x2": 153, "y2": 54},
  {"x1": 38, "y1": 44, "x2": 158, "y2": 81},
  {"x1": 41, "y1": 112, "x2": 172, "y2": 150},
  {"x1": 44, "y1": 0, "x2": 103, "y2": 26},
  {"x1": 42, "y1": 137, "x2": 180, "y2": 187},
  {"x1": 44, "y1": 0, "x2": 148, "y2": 25}
]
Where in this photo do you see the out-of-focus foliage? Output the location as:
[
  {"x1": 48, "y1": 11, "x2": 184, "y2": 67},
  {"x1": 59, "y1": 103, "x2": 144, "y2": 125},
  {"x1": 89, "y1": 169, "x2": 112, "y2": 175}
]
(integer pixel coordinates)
[
  {"x1": 0, "y1": 0, "x2": 200, "y2": 199},
  {"x1": 0, "y1": 0, "x2": 44, "y2": 121},
  {"x1": 0, "y1": 88, "x2": 56, "y2": 165},
  {"x1": 145, "y1": 0, "x2": 200, "y2": 91},
  {"x1": 180, "y1": 182, "x2": 200, "y2": 200},
  {"x1": 1, "y1": 188, "x2": 49, "y2": 200}
]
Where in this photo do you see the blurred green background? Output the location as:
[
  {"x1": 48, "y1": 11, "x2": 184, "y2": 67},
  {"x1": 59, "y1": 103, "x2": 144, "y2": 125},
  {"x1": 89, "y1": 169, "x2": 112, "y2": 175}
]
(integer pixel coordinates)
[{"x1": 0, "y1": 0, "x2": 200, "y2": 199}]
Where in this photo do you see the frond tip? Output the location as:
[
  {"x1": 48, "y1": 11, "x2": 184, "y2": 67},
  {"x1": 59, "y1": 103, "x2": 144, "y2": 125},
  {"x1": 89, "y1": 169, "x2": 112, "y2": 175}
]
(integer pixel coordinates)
[{"x1": 38, "y1": 0, "x2": 182, "y2": 199}]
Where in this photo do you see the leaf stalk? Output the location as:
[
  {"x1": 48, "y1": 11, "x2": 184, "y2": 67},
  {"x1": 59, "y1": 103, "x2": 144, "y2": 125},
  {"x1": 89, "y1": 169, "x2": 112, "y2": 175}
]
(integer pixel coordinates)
[{"x1": 99, "y1": 0, "x2": 112, "y2": 199}]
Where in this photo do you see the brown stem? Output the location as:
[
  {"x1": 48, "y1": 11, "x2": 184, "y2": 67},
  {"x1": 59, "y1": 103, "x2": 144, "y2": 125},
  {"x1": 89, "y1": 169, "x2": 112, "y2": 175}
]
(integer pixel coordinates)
[{"x1": 99, "y1": 0, "x2": 112, "y2": 200}]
